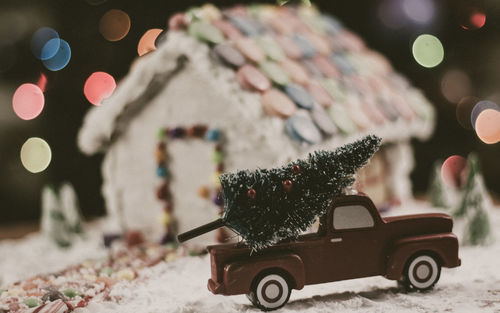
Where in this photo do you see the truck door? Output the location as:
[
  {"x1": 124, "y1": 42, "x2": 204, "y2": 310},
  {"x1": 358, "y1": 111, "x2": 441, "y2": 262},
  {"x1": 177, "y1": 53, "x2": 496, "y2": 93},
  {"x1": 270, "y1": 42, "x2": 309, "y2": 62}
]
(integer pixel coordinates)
[{"x1": 322, "y1": 201, "x2": 385, "y2": 282}]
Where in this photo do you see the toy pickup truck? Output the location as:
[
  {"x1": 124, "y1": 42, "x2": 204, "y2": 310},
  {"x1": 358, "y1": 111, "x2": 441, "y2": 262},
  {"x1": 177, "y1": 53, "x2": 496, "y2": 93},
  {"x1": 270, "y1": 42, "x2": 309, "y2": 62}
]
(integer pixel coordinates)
[{"x1": 200, "y1": 194, "x2": 461, "y2": 311}]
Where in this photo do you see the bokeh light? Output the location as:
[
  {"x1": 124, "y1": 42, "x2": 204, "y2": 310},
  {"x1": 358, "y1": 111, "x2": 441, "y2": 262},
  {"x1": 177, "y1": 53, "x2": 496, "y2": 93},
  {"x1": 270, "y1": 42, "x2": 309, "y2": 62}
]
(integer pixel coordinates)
[
  {"x1": 12, "y1": 83, "x2": 45, "y2": 120},
  {"x1": 475, "y1": 109, "x2": 500, "y2": 144},
  {"x1": 42, "y1": 39, "x2": 71, "y2": 71},
  {"x1": 441, "y1": 69, "x2": 472, "y2": 103},
  {"x1": 412, "y1": 34, "x2": 444, "y2": 68},
  {"x1": 20, "y1": 137, "x2": 52, "y2": 173},
  {"x1": 441, "y1": 155, "x2": 467, "y2": 188},
  {"x1": 84, "y1": 72, "x2": 116, "y2": 106},
  {"x1": 99, "y1": 9, "x2": 131, "y2": 42},
  {"x1": 377, "y1": 0, "x2": 406, "y2": 30},
  {"x1": 30, "y1": 27, "x2": 60, "y2": 60},
  {"x1": 456, "y1": 96, "x2": 479, "y2": 130},
  {"x1": 470, "y1": 100, "x2": 500, "y2": 129},
  {"x1": 460, "y1": 9, "x2": 486, "y2": 30},
  {"x1": 401, "y1": 0, "x2": 435, "y2": 25},
  {"x1": 137, "y1": 28, "x2": 162, "y2": 56},
  {"x1": 37, "y1": 73, "x2": 47, "y2": 92}
]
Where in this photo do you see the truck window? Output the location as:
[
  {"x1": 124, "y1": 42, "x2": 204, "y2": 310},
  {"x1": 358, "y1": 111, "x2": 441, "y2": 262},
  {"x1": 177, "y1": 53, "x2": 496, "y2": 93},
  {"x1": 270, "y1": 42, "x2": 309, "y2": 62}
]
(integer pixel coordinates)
[{"x1": 333, "y1": 205, "x2": 374, "y2": 230}]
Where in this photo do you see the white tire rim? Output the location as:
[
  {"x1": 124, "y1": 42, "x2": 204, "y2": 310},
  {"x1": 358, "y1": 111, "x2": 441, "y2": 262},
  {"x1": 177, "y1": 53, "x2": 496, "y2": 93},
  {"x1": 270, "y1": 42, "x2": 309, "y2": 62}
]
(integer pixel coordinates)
[
  {"x1": 408, "y1": 255, "x2": 438, "y2": 289},
  {"x1": 256, "y1": 274, "x2": 289, "y2": 309}
]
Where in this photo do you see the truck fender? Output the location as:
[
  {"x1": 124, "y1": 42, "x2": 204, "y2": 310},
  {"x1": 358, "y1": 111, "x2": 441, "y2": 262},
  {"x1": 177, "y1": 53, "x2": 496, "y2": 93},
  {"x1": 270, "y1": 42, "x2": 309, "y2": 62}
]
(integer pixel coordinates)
[
  {"x1": 223, "y1": 253, "x2": 305, "y2": 295},
  {"x1": 385, "y1": 233, "x2": 460, "y2": 280}
]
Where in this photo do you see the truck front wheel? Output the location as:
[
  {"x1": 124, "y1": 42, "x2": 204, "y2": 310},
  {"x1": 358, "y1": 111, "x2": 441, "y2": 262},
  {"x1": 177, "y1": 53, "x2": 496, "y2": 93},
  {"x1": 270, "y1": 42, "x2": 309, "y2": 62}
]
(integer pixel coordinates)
[
  {"x1": 247, "y1": 272, "x2": 291, "y2": 311},
  {"x1": 400, "y1": 254, "x2": 441, "y2": 292}
]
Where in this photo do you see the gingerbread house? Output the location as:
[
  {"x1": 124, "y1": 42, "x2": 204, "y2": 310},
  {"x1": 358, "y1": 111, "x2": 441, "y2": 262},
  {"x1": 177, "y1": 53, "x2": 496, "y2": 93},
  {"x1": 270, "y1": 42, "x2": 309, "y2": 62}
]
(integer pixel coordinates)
[{"x1": 77, "y1": 4, "x2": 435, "y2": 246}]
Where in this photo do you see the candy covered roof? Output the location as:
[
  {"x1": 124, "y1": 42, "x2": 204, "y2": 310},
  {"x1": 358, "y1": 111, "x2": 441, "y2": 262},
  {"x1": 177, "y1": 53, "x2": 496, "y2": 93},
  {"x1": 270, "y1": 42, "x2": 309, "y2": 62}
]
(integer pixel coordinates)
[{"x1": 78, "y1": 3, "x2": 435, "y2": 155}]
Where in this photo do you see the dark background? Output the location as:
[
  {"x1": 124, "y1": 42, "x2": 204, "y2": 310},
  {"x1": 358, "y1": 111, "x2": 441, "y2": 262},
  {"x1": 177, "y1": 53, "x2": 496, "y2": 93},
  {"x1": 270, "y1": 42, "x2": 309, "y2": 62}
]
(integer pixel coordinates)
[{"x1": 1, "y1": 0, "x2": 499, "y2": 226}]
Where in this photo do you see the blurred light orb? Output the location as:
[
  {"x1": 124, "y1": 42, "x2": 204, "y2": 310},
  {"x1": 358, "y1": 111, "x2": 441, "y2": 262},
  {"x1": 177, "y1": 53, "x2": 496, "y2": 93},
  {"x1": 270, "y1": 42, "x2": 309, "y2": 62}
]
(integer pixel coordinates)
[
  {"x1": 20, "y1": 137, "x2": 52, "y2": 173},
  {"x1": 31, "y1": 27, "x2": 60, "y2": 60},
  {"x1": 402, "y1": 0, "x2": 436, "y2": 24},
  {"x1": 441, "y1": 69, "x2": 472, "y2": 103},
  {"x1": 12, "y1": 83, "x2": 45, "y2": 120},
  {"x1": 412, "y1": 34, "x2": 444, "y2": 68},
  {"x1": 42, "y1": 39, "x2": 71, "y2": 71},
  {"x1": 470, "y1": 100, "x2": 500, "y2": 129},
  {"x1": 456, "y1": 96, "x2": 479, "y2": 130},
  {"x1": 137, "y1": 29, "x2": 163, "y2": 56},
  {"x1": 99, "y1": 9, "x2": 131, "y2": 42},
  {"x1": 377, "y1": 0, "x2": 406, "y2": 30},
  {"x1": 461, "y1": 10, "x2": 486, "y2": 30},
  {"x1": 37, "y1": 73, "x2": 47, "y2": 92},
  {"x1": 475, "y1": 109, "x2": 500, "y2": 144},
  {"x1": 84, "y1": 72, "x2": 116, "y2": 105},
  {"x1": 441, "y1": 155, "x2": 467, "y2": 188}
]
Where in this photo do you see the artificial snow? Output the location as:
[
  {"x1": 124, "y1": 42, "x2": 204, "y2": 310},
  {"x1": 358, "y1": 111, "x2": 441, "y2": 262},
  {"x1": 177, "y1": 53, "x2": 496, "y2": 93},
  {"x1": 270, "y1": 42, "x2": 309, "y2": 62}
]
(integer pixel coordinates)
[{"x1": 1, "y1": 203, "x2": 499, "y2": 312}]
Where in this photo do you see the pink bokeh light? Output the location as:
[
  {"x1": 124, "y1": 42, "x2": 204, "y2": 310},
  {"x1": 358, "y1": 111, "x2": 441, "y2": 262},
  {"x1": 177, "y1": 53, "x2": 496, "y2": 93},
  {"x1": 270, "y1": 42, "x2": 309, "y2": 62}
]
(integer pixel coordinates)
[
  {"x1": 12, "y1": 83, "x2": 45, "y2": 120},
  {"x1": 83, "y1": 72, "x2": 116, "y2": 106},
  {"x1": 441, "y1": 155, "x2": 467, "y2": 189}
]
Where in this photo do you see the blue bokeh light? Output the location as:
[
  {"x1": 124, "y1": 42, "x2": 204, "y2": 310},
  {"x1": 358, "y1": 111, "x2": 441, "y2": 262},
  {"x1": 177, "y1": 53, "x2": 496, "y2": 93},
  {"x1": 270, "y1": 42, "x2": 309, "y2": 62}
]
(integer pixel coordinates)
[
  {"x1": 42, "y1": 39, "x2": 71, "y2": 71},
  {"x1": 470, "y1": 100, "x2": 500, "y2": 129},
  {"x1": 31, "y1": 27, "x2": 60, "y2": 60}
]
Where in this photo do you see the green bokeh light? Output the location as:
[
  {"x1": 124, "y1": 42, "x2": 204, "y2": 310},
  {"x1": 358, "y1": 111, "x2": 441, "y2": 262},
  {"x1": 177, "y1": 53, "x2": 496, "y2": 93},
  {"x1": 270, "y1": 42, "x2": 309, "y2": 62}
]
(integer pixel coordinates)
[
  {"x1": 20, "y1": 137, "x2": 52, "y2": 173},
  {"x1": 412, "y1": 34, "x2": 444, "y2": 68}
]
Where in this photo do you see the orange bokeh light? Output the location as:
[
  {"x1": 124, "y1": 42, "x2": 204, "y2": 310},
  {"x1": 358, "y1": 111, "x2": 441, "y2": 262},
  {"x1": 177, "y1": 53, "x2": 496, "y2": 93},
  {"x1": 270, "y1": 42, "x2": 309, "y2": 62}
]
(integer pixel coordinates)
[
  {"x1": 99, "y1": 9, "x2": 131, "y2": 42},
  {"x1": 475, "y1": 109, "x2": 500, "y2": 144},
  {"x1": 137, "y1": 29, "x2": 163, "y2": 56}
]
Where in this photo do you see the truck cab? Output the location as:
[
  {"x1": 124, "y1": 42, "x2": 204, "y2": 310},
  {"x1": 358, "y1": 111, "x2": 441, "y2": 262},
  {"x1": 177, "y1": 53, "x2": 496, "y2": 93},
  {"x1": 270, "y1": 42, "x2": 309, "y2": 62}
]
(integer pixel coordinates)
[{"x1": 206, "y1": 194, "x2": 460, "y2": 311}]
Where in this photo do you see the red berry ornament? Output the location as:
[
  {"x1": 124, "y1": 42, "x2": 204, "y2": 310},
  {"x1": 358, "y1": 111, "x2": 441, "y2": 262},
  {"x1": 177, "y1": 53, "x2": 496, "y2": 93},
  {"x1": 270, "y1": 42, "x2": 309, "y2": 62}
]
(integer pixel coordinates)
[
  {"x1": 247, "y1": 188, "x2": 257, "y2": 199},
  {"x1": 291, "y1": 164, "x2": 301, "y2": 174},
  {"x1": 283, "y1": 179, "x2": 293, "y2": 192}
]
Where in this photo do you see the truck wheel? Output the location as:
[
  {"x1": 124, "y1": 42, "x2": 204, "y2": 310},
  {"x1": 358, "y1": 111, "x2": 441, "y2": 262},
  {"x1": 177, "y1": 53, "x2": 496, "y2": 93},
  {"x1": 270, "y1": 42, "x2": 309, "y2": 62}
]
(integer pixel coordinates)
[
  {"x1": 401, "y1": 254, "x2": 441, "y2": 292},
  {"x1": 247, "y1": 272, "x2": 291, "y2": 311}
]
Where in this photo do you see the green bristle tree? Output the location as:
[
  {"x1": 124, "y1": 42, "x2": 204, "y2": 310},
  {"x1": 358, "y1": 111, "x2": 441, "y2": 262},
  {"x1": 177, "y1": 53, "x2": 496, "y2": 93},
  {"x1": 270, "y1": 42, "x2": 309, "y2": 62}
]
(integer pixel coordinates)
[
  {"x1": 178, "y1": 135, "x2": 381, "y2": 249},
  {"x1": 219, "y1": 135, "x2": 381, "y2": 249}
]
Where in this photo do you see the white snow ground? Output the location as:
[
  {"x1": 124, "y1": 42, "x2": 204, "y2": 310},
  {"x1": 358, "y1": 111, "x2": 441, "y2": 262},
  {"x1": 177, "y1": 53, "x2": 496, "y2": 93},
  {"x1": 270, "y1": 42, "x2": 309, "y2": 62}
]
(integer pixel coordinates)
[{"x1": 2, "y1": 204, "x2": 500, "y2": 313}]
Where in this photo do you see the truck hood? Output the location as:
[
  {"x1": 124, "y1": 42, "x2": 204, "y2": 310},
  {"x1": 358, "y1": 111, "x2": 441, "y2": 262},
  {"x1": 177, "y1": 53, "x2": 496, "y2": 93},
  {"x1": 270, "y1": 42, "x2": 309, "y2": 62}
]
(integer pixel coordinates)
[{"x1": 383, "y1": 213, "x2": 453, "y2": 236}]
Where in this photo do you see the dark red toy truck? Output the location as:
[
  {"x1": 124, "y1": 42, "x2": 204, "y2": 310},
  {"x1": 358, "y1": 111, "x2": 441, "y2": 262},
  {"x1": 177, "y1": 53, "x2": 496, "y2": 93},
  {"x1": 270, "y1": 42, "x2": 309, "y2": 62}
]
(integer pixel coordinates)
[{"x1": 180, "y1": 194, "x2": 461, "y2": 311}]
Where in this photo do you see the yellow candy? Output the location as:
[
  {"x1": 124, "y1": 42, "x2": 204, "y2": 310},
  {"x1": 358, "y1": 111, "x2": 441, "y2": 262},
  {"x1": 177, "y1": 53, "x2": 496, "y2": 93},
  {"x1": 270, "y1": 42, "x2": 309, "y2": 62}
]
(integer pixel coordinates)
[
  {"x1": 201, "y1": 4, "x2": 221, "y2": 21},
  {"x1": 211, "y1": 171, "x2": 222, "y2": 186},
  {"x1": 155, "y1": 149, "x2": 166, "y2": 163},
  {"x1": 116, "y1": 269, "x2": 135, "y2": 281},
  {"x1": 8, "y1": 288, "x2": 24, "y2": 296},
  {"x1": 160, "y1": 212, "x2": 172, "y2": 226},
  {"x1": 165, "y1": 252, "x2": 178, "y2": 262},
  {"x1": 83, "y1": 274, "x2": 97, "y2": 282}
]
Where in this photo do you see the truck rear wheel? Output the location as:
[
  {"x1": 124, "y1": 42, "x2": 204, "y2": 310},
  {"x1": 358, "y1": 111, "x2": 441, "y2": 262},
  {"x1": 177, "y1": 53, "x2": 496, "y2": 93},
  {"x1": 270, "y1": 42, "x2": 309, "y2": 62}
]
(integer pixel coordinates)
[
  {"x1": 247, "y1": 272, "x2": 291, "y2": 311},
  {"x1": 400, "y1": 254, "x2": 441, "y2": 292}
]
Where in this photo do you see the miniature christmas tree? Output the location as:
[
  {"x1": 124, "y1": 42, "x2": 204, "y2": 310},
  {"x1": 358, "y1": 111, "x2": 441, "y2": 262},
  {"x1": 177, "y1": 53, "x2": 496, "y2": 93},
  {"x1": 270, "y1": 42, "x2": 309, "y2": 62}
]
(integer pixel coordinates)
[
  {"x1": 40, "y1": 185, "x2": 71, "y2": 247},
  {"x1": 428, "y1": 160, "x2": 451, "y2": 209},
  {"x1": 455, "y1": 153, "x2": 491, "y2": 245},
  {"x1": 179, "y1": 135, "x2": 381, "y2": 249},
  {"x1": 59, "y1": 182, "x2": 84, "y2": 235}
]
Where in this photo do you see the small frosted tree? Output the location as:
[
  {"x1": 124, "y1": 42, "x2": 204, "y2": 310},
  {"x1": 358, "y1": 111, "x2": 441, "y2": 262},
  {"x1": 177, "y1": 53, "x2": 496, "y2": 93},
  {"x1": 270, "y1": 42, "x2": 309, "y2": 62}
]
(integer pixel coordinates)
[
  {"x1": 454, "y1": 154, "x2": 491, "y2": 245},
  {"x1": 428, "y1": 160, "x2": 451, "y2": 209}
]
